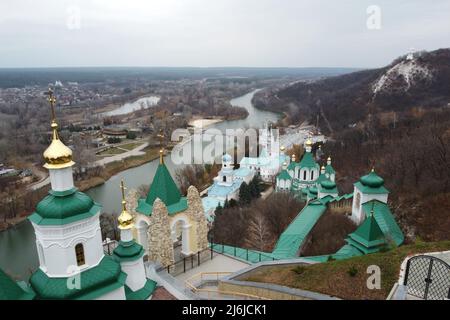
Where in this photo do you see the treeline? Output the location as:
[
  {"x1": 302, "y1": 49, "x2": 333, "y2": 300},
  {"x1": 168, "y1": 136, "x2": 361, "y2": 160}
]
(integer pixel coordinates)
[
  {"x1": 212, "y1": 192, "x2": 304, "y2": 252},
  {"x1": 322, "y1": 107, "x2": 450, "y2": 242}
]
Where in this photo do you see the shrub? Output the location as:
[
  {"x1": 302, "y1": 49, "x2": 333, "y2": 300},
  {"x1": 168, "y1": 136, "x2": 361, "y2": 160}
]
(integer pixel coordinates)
[
  {"x1": 292, "y1": 265, "x2": 306, "y2": 275},
  {"x1": 347, "y1": 266, "x2": 358, "y2": 277}
]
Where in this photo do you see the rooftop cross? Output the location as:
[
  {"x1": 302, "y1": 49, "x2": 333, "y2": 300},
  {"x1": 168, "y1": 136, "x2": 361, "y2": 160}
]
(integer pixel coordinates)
[
  {"x1": 157, "y1": 129, "x2": 165, "y2": 164},
  {"x1": 118, "y1": 179, "x2": 134, "y2": 229},
  {"x1": 46, "y1": 88, "x2": 59, "y2": 139}
]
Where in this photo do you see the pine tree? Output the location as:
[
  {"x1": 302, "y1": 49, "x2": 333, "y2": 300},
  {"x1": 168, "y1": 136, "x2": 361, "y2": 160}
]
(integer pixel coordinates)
[
  {"x1": 239, "y1": 182, "x2": 252, "y2": 205},
  {"x1": 215, "y1": 204, "x2": 223, "y2": 215}
]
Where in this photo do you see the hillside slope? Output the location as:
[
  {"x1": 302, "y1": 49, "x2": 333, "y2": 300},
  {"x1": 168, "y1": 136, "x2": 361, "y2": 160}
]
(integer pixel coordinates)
[{"x1": 257, "y1": 49, "x2": 450, "y2": 243}]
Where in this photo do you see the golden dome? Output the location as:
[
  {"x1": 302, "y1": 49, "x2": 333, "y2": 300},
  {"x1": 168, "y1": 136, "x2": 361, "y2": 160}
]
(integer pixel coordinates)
[
  {"x1": 43, "y1": 121, "x2": 74, "y2": 169},
  {"x1": 280, "y1": 146, "x2": 285, "y2": 151},
  {"x1": 321, "y1": 165, "x2": 325, "y2": 170},
  {"x1": 305, "y1": 139, "x2": 313, "y2": 146},
  {"x1": 118, "y1": 180, "x2": 134, "y2": 230},
  {"x1": 327, "y1": 156, "x2": 332, "y2": 161}
]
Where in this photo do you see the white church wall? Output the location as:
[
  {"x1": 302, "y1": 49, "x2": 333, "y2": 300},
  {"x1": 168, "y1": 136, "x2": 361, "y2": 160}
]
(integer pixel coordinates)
[
  {"x1": 33, "y1": 212, "x2": 104, "y2": 277},
  {"x1": 121, "y1": 259, "x2": 147, "y2": 292},
  {"x1": 95, "y1": 286, "x2": 126, "y2": 300},
  {"x1": 48, "y1": 167, "x2": 74, "y2": 192}
]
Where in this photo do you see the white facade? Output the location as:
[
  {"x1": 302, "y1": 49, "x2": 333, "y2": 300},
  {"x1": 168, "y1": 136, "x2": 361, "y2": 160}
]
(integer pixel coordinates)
[
  {"x1": 33, "y1": 212, "x2": 104, "y2": 277},
  {"x1": 351, "y1": 186, "x2": 389, "y2": 224},
  {"x1": 48, "y1": 167, "x2": 75, "y2": 191},
  {"x1": 95, "y1": 287, "x2": 126, "y2": 300}
]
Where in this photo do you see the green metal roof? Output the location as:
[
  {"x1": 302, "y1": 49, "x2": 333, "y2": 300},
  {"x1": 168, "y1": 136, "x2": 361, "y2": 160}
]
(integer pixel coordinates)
[
  {"x1": 362, "y1": 200, "x2": 404, "y2": 246},
  {"x1": 136, "y1": 162, "x2": 188, "y2": 216},
  {"x1": 347, "y1": 214, "x2": 386, "y2": 252},
  {"x1": 272, "y1": 202, "x2": 327, "y2": 259},
  {"x1": 298, "y1": 152, "x2": 319, "y2": 169},
  {"x1": 145, "y1": 163, "x2": 182, "y2": 207},
  {"x1": 0, "y1": 269, "x2": 35, "y2": 300},
  {"x1": 125, "y1": 279, "x2": 157, "y2": 300},
  {"x1": 277, "y1": 169, "x2": 292, "y2": 181},
  {"x1": 354, "y1": 170, "x2": 389, "y2": 194},
  {"x1": 136, "y1": 197, "x2": 188, "y2": 216},
  {"x1": 113, "y1": 240, "x2": 145, "y2": 262},
  {"x1": 325, "y1": 164, "x2": 336, "y2": 175},
  {"x1": 29, "y1": 188, "x2": 101, "y2": 226},
  {"x1": 287, "y1": 160, "x2": 298, "y2": 171},
  {"x1": 29, "y1": 256, "x2": 126, "y2": 300}
]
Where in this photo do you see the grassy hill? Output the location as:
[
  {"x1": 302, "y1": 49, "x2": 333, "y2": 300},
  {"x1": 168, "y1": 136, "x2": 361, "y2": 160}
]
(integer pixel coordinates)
[{"x1": 242, "y1": 240, "x2": 450, "y2": 300}]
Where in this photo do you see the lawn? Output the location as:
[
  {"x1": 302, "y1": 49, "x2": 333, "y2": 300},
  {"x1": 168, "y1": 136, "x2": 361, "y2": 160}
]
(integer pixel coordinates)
[
  {"x1": 97, "y1": 147, "x2": 127, "y2": 156},
  {"x1": 120, "y1": 142, "x2": 143, "y2": 151},
  {"x1": 240, "y1": 240, "x2": 450, "y2": 300}
]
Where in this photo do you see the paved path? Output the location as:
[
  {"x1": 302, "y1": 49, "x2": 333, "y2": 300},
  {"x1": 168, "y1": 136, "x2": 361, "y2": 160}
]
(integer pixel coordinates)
[
  {"x1": 28, "y1": 166, "x2": 50, "y2": 191},
  {"x1": 96, "y1": 142, "x2": 149, "y2": 166},
  {"x1": 175, "y1": 254, "x2": 250, "y2": 283}
]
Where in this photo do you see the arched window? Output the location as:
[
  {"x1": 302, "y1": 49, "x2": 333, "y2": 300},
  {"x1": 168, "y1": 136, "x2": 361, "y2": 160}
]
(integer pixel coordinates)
[
  {"x1": 311, "y1": 171, "x2": 314, "y2": 180},
  {"x1": 75, "y1": 243, "x2": 85, "y2": 266},
  {"x1": 303, "y1": 171, "x2": 307, "y2": 181}
]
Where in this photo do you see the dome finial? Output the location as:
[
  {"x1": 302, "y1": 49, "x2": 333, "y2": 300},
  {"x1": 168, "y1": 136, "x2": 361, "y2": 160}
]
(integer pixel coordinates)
[
  {"x1": 43, "y1": 88, "x2": 74, "y2": 169},
  {"x1": 118, "y1": 179, "x2": 134, "y2": 230},
  {"x1": 157, "y1": 129, "x2": 165, "y2": 164}
]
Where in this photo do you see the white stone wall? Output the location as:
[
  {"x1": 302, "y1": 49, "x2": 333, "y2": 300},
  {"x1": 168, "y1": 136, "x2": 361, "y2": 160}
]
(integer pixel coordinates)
[
  {"x1": 48, "y1": 167, "x2": 74, "y2": 192},
  {"x1": 121, "y1": 259, "x2": 147, "y2": 292},
  {"x1": 95, "y1": 286, "x2": 126, "y2": 300},
  {"x1": 351, "y1": 187, "x2": 389, "y2": 224},
  {"x1": 33, "y1": 211, "x2": 104, "y2": 277}
]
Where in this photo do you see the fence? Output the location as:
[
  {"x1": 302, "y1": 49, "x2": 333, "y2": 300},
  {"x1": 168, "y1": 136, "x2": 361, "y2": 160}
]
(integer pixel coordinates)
[
  {"x1": 210, "y1": 243, "x2": 277, "y2": 264},
  {"x1": 157, "y1": 247, "x2": 217, "y2": 277},
  {"x1": 103, "y1": 240, "x2": 119, "y2": 256}
]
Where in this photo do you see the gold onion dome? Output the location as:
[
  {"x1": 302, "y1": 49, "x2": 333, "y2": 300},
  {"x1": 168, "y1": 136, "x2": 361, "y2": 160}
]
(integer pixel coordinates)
[
  {"x1": 305, "y1": 139, "x2": 313, "y2": 146},
  {"x1": 118, "y1": 180, "x2": 134, "y2": 230},
  {"x1": 43, "y1": 90, "x2": 74, "y2": 169},
  {"x1": 280, "y1": 146, "x2": 285, "y2": 151}
]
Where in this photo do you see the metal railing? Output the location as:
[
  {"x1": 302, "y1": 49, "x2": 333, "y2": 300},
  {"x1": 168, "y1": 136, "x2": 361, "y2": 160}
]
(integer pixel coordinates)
[
  {"x1": 185, "y1": 272, "x2": 269, "y2": 300},
  {"x1": 156, "y1": 247, "x2": 217, "y2": 277},
  {"x1": 210, "y1": 243, "x2": 277, "y2": 263}
]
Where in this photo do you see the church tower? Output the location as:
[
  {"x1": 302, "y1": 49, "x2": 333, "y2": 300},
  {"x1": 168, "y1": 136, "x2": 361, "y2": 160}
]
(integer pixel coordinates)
[
  {"x1": 113, "y1": 180, "x2": 155, "y2": 298},
  {"x1": 351, "y1": 169, "x2": 389, "y2": 224},
  {"x1": 28, "y1": 89, "x2": 126, "y2": 300},
  {"x1": 217, "y1": 153, "x2": 234, "y2": 186}
]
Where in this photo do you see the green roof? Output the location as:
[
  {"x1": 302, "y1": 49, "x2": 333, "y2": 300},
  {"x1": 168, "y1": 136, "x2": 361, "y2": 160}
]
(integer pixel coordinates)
[
  {"x1": 299, "y1": 152, "x2": 319, "y2": 169},
  {"x1": 113, "y1": 240, "x2": 145, "y2": 262},
  {"x1": 0, "y1": 269, "x2": 35, "y2": 300},
  {"x1": 145, "y1": 163, "x2": 182, "y2": 207},
  {"x1": 325, "y1": 164, "x2": 335, "y2": 175},
  {"x1": 136, "y1": 197, "x2": 188, "y2": 216},
  {"x1": 347, "y1": 214, "x2": 386, "y2": 251},
  {"x1": 136, "y1": 162, "x2": 188, "y2": 216},
  {"x1": 277, "y1": 169, "x2": 292, "y2": 181},
  {"x1": 272, "y1": 202, "x2": 327, "y2": 259},
  {"x1": 362, "y1": 200, "x2": 404, "y2": 246},
  {"x1": 287, "y1": 161, "x2": 298, "y2": 171},
  {"x1": 354, "y1": 170, "x2": 389, "y2": 194},
  {"x1": 29, "y1": 256, "x2": 126, "y2": 300},
  {"x1": 29, "y1": 188, "x2": 101, "y2": 226},
  {"x1": 125, "y1": 279, "x2": 157, "y2": 300}
]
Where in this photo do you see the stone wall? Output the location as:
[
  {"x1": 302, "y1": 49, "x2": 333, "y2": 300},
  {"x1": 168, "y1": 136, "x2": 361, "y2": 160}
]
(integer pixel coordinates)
[
  {"x1": 147, "y1": 199, "x2": 174, "y2": 267},
  {"x1": 187, "y1": 186, "x2": 209, "y2": 251}
]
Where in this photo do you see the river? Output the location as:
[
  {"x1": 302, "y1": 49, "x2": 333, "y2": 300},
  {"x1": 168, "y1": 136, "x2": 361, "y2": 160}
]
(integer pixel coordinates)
[
  {"x1": 0, "y1": 89, "x2": 280, "y2": 280},
  {"x1": 102, "y1": 96, "x2": 160, "y2": 116}
]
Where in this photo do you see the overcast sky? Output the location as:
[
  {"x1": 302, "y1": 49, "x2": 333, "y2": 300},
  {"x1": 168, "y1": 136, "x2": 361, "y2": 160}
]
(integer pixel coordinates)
[{"x1": 0, "y1": 0, "x2": 449, "y2": 68}]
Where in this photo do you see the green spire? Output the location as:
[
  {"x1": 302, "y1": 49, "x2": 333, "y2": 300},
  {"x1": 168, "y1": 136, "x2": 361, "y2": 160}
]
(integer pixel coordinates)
[{"x1": 145, "y1": 163, "x2": 182, "y2": 207}]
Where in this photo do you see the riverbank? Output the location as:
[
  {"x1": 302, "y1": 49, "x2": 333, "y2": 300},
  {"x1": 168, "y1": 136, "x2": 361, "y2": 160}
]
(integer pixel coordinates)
[
  {"x1": 0, "y1": 145, "x2": 163, "y2": 232},
  {"x1": 189, "y1": 117, "x2": 224, "y2": 129}
]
